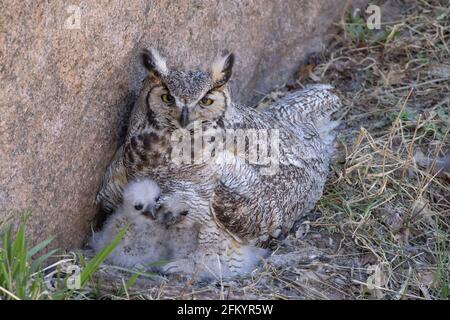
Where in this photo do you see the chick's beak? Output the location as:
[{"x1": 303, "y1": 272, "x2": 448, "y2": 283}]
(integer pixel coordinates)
[
  {"x1": 141, "y1": 204, "x2": 156, "y2": 220},
  {"x1": 180, "y1": 106, "x2": 189, "y2": 128}
]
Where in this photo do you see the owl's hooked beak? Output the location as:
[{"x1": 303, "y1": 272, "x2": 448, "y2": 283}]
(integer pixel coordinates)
[
  {"x1": 180, "y1": 106, "x2": 189, "y2": 128},
  {"x1": 141, "y1": 204, "x2": 157, "y2": 220}
]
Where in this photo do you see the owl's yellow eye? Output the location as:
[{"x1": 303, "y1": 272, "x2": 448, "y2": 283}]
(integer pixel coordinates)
[
  {"x1": 161, "y1": 94, "x2": 174, "y2": 104},
  {"x1": 200, "y1": 97, "x2": 214, "y2": 106}
]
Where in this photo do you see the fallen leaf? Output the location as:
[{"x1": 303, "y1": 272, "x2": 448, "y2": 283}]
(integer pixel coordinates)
[
  {"x1": 417, "y1": 270, "x2": 436, "y2": 288},
  {"x1": 383, "y1": 65, "x2": 405, "y2": 86},
  {"x1": 411, "y1": 198, "x2": 436, "y2": 225},
  {"x1": 296, "y1": 54, "x2": 320, "y2": 82},
  {"x1": 379, "y1": 204, "x2": 404, "y2": 232},
  {"x1": 366, "y1": 263, "x2": 389, "y2": 299},
  {"x1": 414, "y1": 150, "x2": 450, "y2": 180},
  {"x1": 394, "y1": 227, "x2": 410, "y2": 245},
  {"x1": 360, "y1": 252, "x2": 378, "y2": 266}
]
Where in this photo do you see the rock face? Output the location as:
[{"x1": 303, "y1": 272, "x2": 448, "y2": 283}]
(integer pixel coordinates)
[{"x1": 0, "y1": 0, "x2": 350, "y2": 248}]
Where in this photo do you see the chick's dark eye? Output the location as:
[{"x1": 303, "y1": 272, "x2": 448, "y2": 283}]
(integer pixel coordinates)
[
  {"x1": 134, "y1": 204, "x2": 143, "y2": 211},
  {"x1": 200, "y1": 97, "x2": 214, "y2": 106},
  {"x1": 161, "y1": 94, "x2": 174, "y2": 104}
]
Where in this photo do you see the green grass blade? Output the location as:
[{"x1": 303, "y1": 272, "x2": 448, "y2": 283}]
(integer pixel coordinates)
[
  {"x1": 145, "y1": 259, "x2": 169, "y2": 268},
  {"x1": 2, "y1": 224, "x2": 13, "y2": 267},
  {"x1": 125, "y1": 272, "x2": 140, "y2": 291},
  {"x1": 107, "y1": 265, "x2": 157, "y2": 278},
  {"x1": 30, "y1": 249, "x2": 58, "y2": 274},
  {"x1": 79, "y1": 225, "x2": 128, "y2": 287},
  {"x1": 12, "y1": 220, "x2": 26, "y2": 276},
  {"x1": 27, "y1": 236, "x2": 55, "y2": 258}
]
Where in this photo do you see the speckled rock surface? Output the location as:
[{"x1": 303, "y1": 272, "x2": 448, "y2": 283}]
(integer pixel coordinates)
[{"x1": 0, "y1": 0, "x2": 350, "y2": 248}]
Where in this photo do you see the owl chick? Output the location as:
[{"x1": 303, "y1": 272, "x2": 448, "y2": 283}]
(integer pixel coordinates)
[{"x1": 91, "y1": 178, "x2": 198, "y2": 269}]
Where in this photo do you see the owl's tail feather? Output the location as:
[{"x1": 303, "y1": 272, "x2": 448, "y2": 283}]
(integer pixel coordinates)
[{"x1": 265, "y1": 84, "x2": 342, "y2": 149}]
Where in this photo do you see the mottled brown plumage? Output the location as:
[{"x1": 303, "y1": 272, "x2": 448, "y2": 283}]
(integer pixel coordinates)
[{"x1": 96, "y1": 48, "x2": 341, "y2": 279}]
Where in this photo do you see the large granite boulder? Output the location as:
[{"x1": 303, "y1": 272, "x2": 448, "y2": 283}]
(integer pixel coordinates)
[{"x1": 0, "y1": 0, "x2": 351, "y2": 248}]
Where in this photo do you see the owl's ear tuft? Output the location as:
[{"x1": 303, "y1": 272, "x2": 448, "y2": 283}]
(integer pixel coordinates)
[
  {"x1": 141, "y1": 48, "x2": 169, "y2": 78},
  {"x1": 210, "y1": 51, "x2": 234, "y2": 88}
]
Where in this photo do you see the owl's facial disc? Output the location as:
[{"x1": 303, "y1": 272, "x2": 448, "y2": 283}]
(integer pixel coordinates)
[{"x1": 141, "y1": 48, "x2": 234, "y2": 129}]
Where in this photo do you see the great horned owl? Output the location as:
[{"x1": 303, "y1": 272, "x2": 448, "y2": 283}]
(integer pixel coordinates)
[
  {"x1": 91, "y1": 178, "x2": 198, "y2": 268},
  {"x1": 96, "y1": 48, "x2": 341, "y2": 279}
]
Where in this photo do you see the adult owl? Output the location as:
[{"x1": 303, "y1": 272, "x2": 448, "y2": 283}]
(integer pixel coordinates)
[{"x1": 96, "y1": 48, "x2": 341, "y2": 279}]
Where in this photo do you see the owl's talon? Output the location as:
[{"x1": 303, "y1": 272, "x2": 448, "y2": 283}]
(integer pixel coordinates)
[
  {"x1": 161, "y1": 261, "x2": 183, "y2": 274},
  {"x1": 161, "y1": 259, "x2": 196, "y2": 276}
]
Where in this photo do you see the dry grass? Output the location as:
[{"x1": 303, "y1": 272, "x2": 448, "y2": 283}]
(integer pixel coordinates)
[
  {"x1": 72, "y1": 0, "x2": 450, "y2": 300},
  {"x1": 257, "y1": 0, "x2": 449, "y2": 300},
  {"x1": 313, "y1": 0, "x2": 449, "y2": 300}
]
